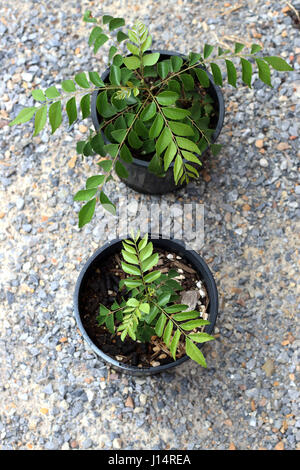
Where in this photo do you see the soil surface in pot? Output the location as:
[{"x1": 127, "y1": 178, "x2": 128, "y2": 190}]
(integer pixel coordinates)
[{"x1": 79, "y1": 247, "x2": 209, "y2": 368}]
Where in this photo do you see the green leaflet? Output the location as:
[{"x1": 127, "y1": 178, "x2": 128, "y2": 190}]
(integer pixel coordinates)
[
  {"x1": 149, "y1": 114, "x2": 164, "y2": 139},
  {"x1": 171, "y1": 55, "x2": 183, "y2": 72},
  {"x1": 73, "y1": 188, "x2": 98, "y2": 201},
  {"x1": 210, "y1": 63, "x2": 223, "y2": 86},
  {"x1": 164, "y1": 141, "x2": 177, "y2": 171},
  {"x1": 49, "y1": 101, "x2": 62, "y2": 134},
  {"x1": 80, "y1": 94, "x2": 91, "y2": 119},
  {"x1": 109, "y1": 17, "x2": 125, "y2": 31},
  {"x1": 66, "y1": 97, "x2": 77, "y2": 125},
  {"x1": 75, "y1": 72, "x2": 90, "y2": 88},
  {"x1": 140, "y1": 102, "x2": 156, "y2": 121},
  {"x1": 78, "y1": 198, "x2": 96, "y2": 228},
  {"x1": 156, "y1": 127, "x2": 172, "y2": 156},
  {"x1": 194, "y1": 68, "x2": 210, "y2": 88},
  {"x1": 168, "y1": 121, "x2": 194, "y2": 137},
  {"x1": 32, "y1": 89, "x2": 46, "y2": 101},
  {"x1": 203, "y1": 44, "x2": 214, "y2": 59},
  {"x1": 33, "y1": 106, "x2": 47, "y2": 136},
  {"x1": 162, "y1": 107, "x2": 191, "y2": 120},
  {"x1": 86, "y1": 175, "x2": 105, "y2": 189},
  {"x1": 263, "y1": 56, "x2": 293, "y2": 71},
  {"x1": 10, "y1": 107, "x2": 36, "y2": 126},
  {"x1": 61, "y1": 79, "x2": 77, "y2": 92},
  {"x1": 156, "y1": 91, "x2": 179, "y2": 106},
  {"x1": 142, "y1": 53, "x2": 160, "y2": 66},
  {"x1": 170, "y1": 329, "x2": 181, "y2": 360},
  {"x1": 155, "y1": 313, "x2": 167, "y2": 337},
  {"x1": 100, "y1": 191, "x2": 116, "y2": 215},
  {"x1": 225, "y1": 59, "x2": 237, "y2": 88},
  {"x1": 123, "y1": 56, "x2": 141, "y2": 70},
  {"x1": 241, "y1": 58, "x2": 252, "y2": 87},
  {"x1": 256, "y1": 58, "x2": 272, "y2": 87},
  {"x1": 185, "y1": 338, "x2": 207, "y2": 367}
]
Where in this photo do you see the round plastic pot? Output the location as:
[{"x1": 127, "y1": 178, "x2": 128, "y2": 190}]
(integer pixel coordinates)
[
  {"x1": 91, "y1": 50, "x2": 225, "y2": 195},
  {"x1": 74, "y1": 236, "x2": 219, "y2": 376}
]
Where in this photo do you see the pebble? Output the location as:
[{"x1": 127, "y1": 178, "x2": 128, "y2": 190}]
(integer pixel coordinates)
[{"x1": 259, "y1": 158, "x2": 269, "y2": 168}]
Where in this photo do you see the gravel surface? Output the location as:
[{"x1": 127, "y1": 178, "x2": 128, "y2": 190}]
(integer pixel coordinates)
[{"x1": 0, "y1": 0, "x2": 299, "y2": 451}]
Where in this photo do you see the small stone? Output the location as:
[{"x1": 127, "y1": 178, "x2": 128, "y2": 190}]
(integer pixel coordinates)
[
  {"x1": 21, "y1": 72, "x2": 33, "y2": 82},
  {"x1": 139, "y1": 394, "x2": 147, "y2": 406},
  {"x1": 70, "y1": 440, "x2": 79, "y2": 449},
  {"x1": 255, "y1": 139, "x2": 264, "y2": 148},
  {"x1": 277, "y1": 142, "x2": 290, "y2": 151},
  {"x1": 16, "y1": 197, "x2": 25, "y2": 210},
  {"x1": 229, "y1": 442, "x2": 236, "y2": 450},
  {"x1": 259, "y1": 158, "x2": 268, "y2": 168},
  {"x1": 22, "y1": 224, "x2": 32, "y2": 233},
  {"x1": 274, "y1": 441, "x2": 284, "y2": 450},
  {"x1": 78, "y1": 124, "x2": 88, "y2": 133},
  {"x1": 262, "y1": 358, "x2": 275, "y2": 377},
  {"x1": 125, "y1": 396, "x2": 134, "y2": 408},
  {"x1": 112, "y1": 438, "x2": 123, "y2": 449},
  {"x1": 180, "y1": 290, "x2": 200, "y2": 311}
]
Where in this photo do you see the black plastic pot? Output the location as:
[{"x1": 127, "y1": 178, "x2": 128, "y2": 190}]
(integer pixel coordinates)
[
  {"x1": 91, "y1": 50, "x2": 225, "y2": 195},
  {"x1": 74, "y1": 236, "x2": 219, "y2": 376}
]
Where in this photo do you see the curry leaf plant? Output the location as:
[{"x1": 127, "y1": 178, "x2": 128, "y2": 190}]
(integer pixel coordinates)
[
  {"x1": 10, "y1": 11, "x2": 293, "y2": 227},
  {"x1": 97, "y1": 231, "x2": 214, "y2": 367}
]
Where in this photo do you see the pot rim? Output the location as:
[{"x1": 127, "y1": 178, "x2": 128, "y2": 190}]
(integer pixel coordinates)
[
  {"x1": 74, "y1": 236, "x2": 219, "y2": 375},
  {"x1": 91, "y1": 49, "x2": 225, "y2": 170}
]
